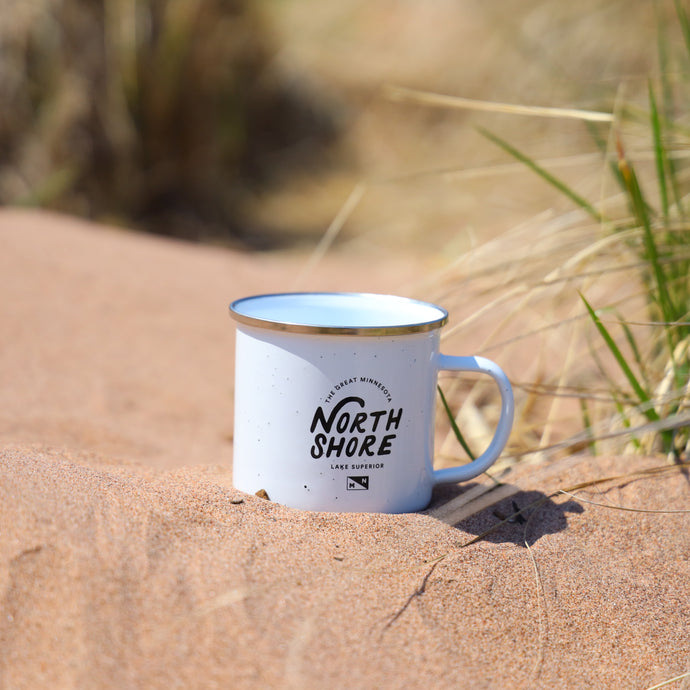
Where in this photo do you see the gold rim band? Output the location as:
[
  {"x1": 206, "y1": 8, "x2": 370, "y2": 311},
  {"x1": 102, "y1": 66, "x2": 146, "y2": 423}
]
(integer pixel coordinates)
[{"x1": 229, "y1": 292, "x2": 448, "y2": 336}]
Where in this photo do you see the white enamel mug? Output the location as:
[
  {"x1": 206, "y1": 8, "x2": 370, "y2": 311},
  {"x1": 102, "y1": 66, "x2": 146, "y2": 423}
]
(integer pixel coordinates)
[{"x1": 229, "y1": 292, "x2": 513, "y2": 513}]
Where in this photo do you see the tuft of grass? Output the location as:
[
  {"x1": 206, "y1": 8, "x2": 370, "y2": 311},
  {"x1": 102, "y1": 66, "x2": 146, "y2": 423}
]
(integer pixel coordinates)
[
  {"x1": 437, "y1": 385, "x2": 476, "y2": 462},
  {"x1": 473, "y1": 4, "x2": 690, "y2": 457},
  {"x1": 428, "y1": 1, "x2": 690, "y2": 462}
]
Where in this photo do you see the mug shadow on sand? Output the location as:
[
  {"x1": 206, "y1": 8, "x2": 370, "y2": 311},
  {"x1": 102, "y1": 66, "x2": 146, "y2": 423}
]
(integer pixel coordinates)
[{"x1": 425, "y1": 483, "x2": 584, "y2": 547}]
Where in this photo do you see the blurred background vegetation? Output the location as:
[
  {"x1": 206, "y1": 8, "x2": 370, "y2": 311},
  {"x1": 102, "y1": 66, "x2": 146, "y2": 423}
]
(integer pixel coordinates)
[
  {"x1": 1, "y1": 0, "x2": 683, "y2": 251},
  {"x1": 0, "y1": 0, "x2": 340, "y2": 246},
  {"x1": 3, "y1": 0, "x2": 690, "y2": 461}
]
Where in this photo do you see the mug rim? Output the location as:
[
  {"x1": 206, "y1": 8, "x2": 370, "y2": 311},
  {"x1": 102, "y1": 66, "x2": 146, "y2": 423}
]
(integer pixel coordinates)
[{"x1": 229, "y1": 292, "x2": 449, "y2": 336}]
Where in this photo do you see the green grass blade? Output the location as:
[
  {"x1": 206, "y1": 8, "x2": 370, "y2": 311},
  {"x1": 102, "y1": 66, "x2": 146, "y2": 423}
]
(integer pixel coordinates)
[
  {"x1": 674, "y1": 0, "x2": 690, "y2": 65},
  {"x1": 615, "y1": 133, "x2": 654, "y2": 230},
  {"x1": 579, "y1": 293, "x2": 661, "y2": 424},
  {"x1": 617, "y1": 313, "x2": 650, "y2": 389},
  {"x1": 656, "y1": 2, "x2": 672, "y2": 105},
  {"x1": 585, "y1": 121, "x2": 627, "y2": 194},
  {"x1": 613, "y1": 397, "x2": 631, "y2": 429},
  {"x1": 613, "y1": 397, "x2": 642, "y2": 450},
  {"x1": 437, "y1": 385, "x2": 476, "y2": 461},
  {"x1": 579, "y1": 398, "x2": 597, "y2": 455},
  {"x1": 615, "y1": 135, "x2": 677, "y2": 326},
  {"x1": 648, "y1": 81, "x2": 670, "y2": 221},
  {"x1": 478, "y1": 127, "x2": 604, "y2": 224},
  {"x1": 655, "y1": 5, "x2": 685, "y2": 218}
]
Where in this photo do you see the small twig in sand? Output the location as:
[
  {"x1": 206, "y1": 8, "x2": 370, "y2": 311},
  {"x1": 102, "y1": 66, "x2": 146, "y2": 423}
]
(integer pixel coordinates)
[
  {"x1": 522, "y1": 508, "x2": 548, "y2": 685},
  {"x1": 461, "y1": 496, "x2": 550, "y2": 547},
  {"x1": 643, "y1": 670, "x2": 690, "y2": 690},
  {"x1": 557, "y1": 489, "x2": 690, "y2": 514},
  {"x1": 381, "y1": 555, "x2": 446, "y2": 633}
]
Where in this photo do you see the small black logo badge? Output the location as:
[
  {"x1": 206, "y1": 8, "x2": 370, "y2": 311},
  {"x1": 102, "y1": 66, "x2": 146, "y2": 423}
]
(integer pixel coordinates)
[{"x1": 347, "y1": 476, "x2": 369, "y2": 491}]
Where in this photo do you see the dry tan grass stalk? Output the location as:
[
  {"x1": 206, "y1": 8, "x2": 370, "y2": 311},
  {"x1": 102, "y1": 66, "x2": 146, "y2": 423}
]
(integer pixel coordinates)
[
  {"x1": 292, "y1": 182, "x2": 366, "y2": 288},
  {"x1": 384, "y1": 84, "x2": 615, "y2": 122},
  {"x1": 557, "y1": 489, "x2": 690, "y2": 514},
  {"x1": 643, "y1": 670, "x2": 690, "y2": 690}
]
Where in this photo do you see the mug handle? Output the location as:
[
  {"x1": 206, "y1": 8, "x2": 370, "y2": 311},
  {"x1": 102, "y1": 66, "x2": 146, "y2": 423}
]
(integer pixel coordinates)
[{"x1": 432, "y1": 355, "x2": 514, "y2": 485}]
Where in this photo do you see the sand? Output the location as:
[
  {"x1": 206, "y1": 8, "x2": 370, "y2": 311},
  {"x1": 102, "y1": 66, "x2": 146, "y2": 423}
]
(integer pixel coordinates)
[{"x1": 1, "y1": 209, "x2": 689, "y2": 689}]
